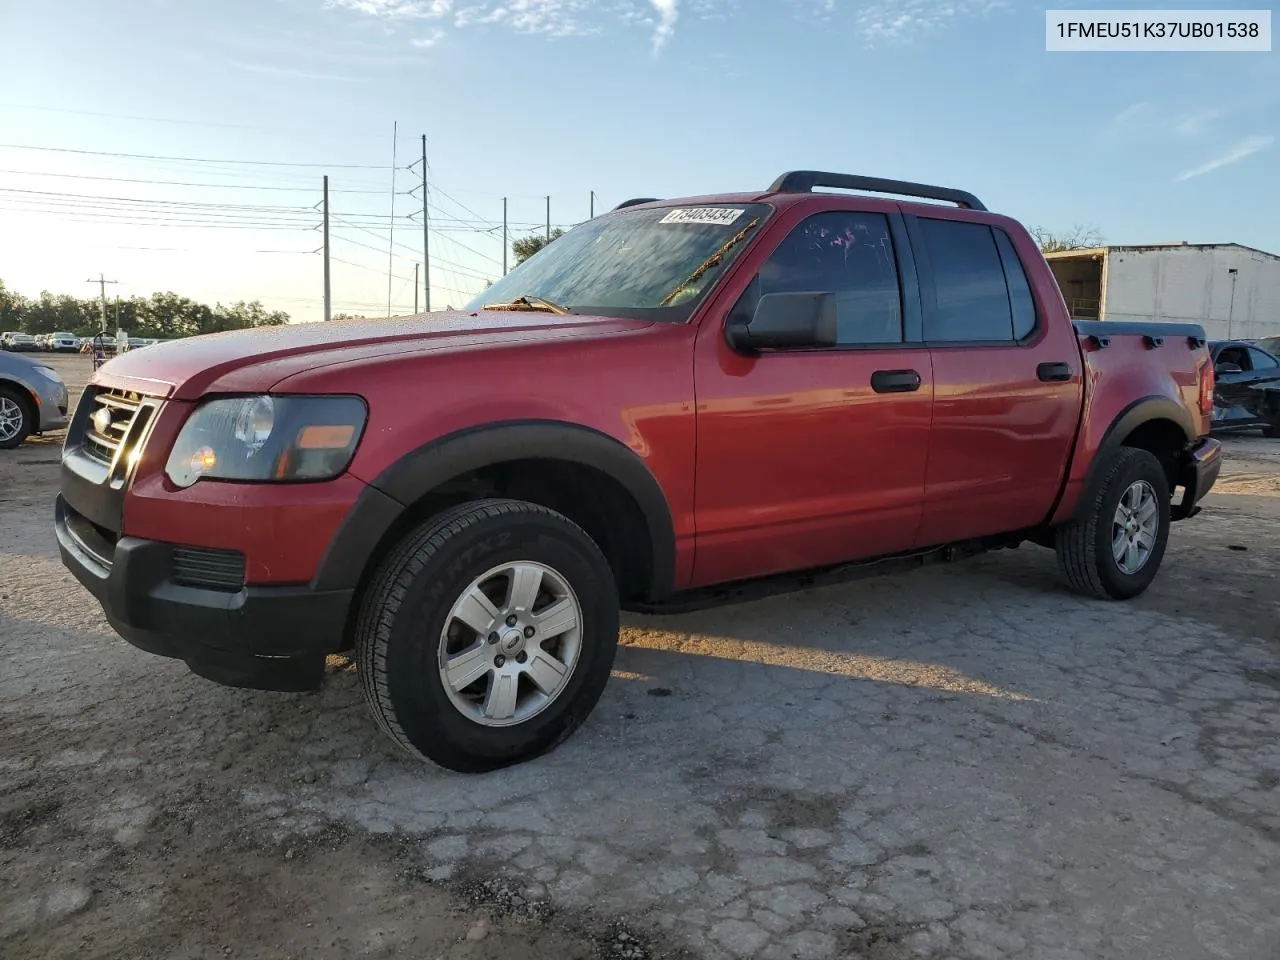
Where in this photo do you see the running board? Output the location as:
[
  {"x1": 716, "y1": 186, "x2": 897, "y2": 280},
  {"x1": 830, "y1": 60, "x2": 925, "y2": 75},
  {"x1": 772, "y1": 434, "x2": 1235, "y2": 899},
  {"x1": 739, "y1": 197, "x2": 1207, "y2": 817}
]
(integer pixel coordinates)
[{"x1": 626, "y1": 537, "x2": 1020, "y2": 616}]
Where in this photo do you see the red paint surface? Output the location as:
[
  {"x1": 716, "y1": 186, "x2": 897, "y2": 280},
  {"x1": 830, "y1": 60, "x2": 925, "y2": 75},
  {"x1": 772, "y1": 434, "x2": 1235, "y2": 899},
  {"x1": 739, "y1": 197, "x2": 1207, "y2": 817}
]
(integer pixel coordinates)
[{"x1": 93, "y1": 189, "x2": 1212, "y2": 592}]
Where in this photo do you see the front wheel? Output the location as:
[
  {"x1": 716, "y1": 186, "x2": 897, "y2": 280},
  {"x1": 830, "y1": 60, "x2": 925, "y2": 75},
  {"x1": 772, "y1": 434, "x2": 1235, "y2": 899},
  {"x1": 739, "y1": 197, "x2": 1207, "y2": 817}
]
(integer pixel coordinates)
[
  {"x1": 355, "y1": 499, "x2": 620, "y2": 772},
  {"x1": 0, "y1": 386, "x2": 32, "y2": 450},
  {"x1": 1055, "y1": 447, "x2": 1171, "y2": 600}
]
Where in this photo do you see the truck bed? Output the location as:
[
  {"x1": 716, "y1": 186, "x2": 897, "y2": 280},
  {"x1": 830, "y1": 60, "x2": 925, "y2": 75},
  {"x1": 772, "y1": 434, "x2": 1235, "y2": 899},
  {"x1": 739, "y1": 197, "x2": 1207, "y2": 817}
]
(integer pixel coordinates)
[{"x1": 1048, "y1": 318, "x2": 1213, "y2": 526}]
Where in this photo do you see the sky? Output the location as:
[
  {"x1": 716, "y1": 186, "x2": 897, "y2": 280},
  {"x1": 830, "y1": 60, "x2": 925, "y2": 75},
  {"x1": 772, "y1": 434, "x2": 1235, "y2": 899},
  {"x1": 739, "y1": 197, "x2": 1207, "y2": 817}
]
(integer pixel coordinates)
[{"x1": 1, "y1": 0, "x2": 1277, "y2": 324}]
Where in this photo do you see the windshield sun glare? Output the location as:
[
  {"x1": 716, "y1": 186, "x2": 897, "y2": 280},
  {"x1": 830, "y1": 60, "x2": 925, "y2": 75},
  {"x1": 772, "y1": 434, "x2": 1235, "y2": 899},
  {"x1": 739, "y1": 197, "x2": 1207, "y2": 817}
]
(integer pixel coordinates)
[{"x1": 465, "y1": 202, "x2": 772, "y2": 321}]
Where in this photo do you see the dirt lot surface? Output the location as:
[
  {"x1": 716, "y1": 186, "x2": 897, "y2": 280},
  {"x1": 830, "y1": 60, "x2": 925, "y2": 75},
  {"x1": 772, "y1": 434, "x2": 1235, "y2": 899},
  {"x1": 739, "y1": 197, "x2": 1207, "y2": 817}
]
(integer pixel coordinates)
[{"x1": 2, "y1": 354, "x2": 1279, "y2": 960}]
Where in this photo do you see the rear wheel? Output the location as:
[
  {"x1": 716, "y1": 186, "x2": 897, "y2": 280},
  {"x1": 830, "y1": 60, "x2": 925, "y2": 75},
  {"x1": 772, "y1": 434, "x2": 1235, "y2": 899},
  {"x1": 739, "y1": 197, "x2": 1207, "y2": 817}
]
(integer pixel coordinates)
[
  {"x1": 1055, "y1": 447, "x2": 1171, "y2": 600},
  {"x1": 355, "y1": 499, "x2": 620, "y2": 772},
  {"x1": 0, "y1": 386, "x2": 33, "y2": 450}
]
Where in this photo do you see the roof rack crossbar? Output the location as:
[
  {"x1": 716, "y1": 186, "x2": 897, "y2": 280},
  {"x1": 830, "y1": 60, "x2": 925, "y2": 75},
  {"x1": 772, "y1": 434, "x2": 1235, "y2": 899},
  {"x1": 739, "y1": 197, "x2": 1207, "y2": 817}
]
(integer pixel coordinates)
[
  {"x1": 768, "y1": 171, "x2": 987, "y2": 211},
  {"x1": 613, "y1": 197, "x2": 662, "y2": 211}
]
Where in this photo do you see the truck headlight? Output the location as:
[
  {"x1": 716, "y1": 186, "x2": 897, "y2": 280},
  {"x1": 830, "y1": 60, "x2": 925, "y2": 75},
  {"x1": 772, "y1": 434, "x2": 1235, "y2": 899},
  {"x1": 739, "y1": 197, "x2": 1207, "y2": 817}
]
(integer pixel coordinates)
[{"x1": 165, "y1": 395, "x2": 367, "y2": 488}]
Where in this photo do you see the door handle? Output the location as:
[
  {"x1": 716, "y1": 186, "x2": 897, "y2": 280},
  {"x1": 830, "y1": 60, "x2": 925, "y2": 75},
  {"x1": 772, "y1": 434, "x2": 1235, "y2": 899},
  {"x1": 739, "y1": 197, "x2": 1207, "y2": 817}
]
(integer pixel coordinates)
[
  {"x1": 870, "y1": 369, "x2": 922, "y2": 394},
  {"x1": 1037, "y1": 361, "x2": 1073, "y2": 382}
]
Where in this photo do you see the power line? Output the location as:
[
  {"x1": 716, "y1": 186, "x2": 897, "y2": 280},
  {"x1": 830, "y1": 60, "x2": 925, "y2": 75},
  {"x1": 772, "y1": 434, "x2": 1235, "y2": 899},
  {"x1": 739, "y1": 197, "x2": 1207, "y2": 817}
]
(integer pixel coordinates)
[
  {"x1": 0, "y1": 202, "x2": 517, "y2": 233},
  {"x1": 0, "y1": 180, "x2": 567, "y2": 229},
  {"x1": 0, "y1": 168, "x2": 397, "y2": 194},
  {"x1": 0, "y1": 101, "x2": 270, "y2": 130},
  {"x1": 0, "y1": 185, "x2": 319, "y2": 212},
  {"x1": 328, "y1": 255, "x2": 416, "y2": 284},
  {"x1": 0, "y1": 142, "x2": 393, "y2": 169},
  {"x1": 328, "y1": 232, "x2": 492, "y2": 282}
]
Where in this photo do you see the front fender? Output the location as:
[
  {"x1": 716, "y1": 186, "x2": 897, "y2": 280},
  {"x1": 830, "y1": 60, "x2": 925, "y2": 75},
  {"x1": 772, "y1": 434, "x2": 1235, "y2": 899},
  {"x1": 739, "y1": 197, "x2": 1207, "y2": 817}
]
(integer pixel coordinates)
[{"x1": 310, "y1": 419, "x2": 678, "y2": 598}]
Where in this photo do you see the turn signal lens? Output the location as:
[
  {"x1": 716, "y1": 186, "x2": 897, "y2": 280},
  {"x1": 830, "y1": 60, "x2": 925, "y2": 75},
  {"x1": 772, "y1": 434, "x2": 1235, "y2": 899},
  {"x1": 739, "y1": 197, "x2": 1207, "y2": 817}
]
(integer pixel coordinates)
[{"x1": 297, "y1": 424, "x2": 356, "y2": 450}]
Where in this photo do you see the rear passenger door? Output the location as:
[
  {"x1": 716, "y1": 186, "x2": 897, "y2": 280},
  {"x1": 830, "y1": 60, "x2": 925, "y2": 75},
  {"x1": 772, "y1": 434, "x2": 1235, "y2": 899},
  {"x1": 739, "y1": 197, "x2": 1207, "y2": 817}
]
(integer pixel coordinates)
[{"x1": 906, "y1": 213, "x2": 1085, "y2": 544}]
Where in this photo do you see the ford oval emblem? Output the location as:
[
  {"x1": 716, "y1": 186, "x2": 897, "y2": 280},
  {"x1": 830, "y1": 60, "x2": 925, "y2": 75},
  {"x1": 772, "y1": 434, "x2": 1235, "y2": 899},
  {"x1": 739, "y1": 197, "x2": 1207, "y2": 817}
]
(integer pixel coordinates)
[{"x1": 91, "y1": 407, "x2": 113, "y2": 436}]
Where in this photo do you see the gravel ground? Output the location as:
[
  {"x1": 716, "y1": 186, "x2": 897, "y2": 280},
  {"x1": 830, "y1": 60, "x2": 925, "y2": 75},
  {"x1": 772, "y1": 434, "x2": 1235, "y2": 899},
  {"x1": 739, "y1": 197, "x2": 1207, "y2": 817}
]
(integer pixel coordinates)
[{"x1": 2, "y1": 354, "x2": 1279, "y2": 960}]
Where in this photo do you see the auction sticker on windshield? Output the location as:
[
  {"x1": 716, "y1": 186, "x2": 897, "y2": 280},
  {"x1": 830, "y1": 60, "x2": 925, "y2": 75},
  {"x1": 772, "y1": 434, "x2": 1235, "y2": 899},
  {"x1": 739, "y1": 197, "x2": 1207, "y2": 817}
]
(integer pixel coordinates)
[{"x1": 659, "y1": 207, "x2": 745, "y2": 226}]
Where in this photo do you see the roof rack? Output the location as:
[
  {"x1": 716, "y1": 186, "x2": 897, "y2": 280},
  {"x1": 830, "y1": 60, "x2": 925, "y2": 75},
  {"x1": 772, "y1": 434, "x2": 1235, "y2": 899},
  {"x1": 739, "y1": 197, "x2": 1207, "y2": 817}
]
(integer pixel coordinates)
[
  {"x1": 768, "y1": 171, "x2": 987, "y2": 211},
  {"x1": 613, "y1": 197, "x2": 662, "y2": 210}
]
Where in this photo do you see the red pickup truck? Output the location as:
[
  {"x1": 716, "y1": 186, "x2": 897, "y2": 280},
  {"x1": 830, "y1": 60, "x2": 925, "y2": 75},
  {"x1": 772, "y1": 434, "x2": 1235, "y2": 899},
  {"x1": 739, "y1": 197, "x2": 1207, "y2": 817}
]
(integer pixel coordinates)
[{"x1": 56, "y1": 171, "x2": 1222, "y2": 772}]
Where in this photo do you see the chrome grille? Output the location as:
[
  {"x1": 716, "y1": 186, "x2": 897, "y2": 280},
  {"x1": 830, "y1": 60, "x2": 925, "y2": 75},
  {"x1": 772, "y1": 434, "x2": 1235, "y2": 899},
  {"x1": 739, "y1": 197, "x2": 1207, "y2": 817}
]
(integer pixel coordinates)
[{"x1": 80, "y1": 389, "x2": 153, "y2": 469}]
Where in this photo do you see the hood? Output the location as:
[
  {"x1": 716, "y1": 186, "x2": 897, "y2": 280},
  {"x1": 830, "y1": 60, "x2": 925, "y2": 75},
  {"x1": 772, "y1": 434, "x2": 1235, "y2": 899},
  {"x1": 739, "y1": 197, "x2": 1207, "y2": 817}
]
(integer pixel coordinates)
[{"x1": 92, "y1": 311, "x2": 653, "y2": 400}]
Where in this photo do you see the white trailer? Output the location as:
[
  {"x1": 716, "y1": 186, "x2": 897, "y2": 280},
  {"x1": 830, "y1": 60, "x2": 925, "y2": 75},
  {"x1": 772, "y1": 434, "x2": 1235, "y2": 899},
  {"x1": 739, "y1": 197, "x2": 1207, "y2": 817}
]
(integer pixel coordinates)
[{"x1": 1045, "y1": 242, "x2": 1280, "y2": 341}]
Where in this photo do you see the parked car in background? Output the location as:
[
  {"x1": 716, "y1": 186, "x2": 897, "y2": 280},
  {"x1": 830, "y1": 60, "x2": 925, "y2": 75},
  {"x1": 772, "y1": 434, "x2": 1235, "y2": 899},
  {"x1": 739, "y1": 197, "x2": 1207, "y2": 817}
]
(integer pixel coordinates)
[
  {"x1": 1210, "y1": 340, "x2": 1280, "y2": 436},
  {"x1": 0, "y1": 349, "x2": 70, "y2": 448},
  {"x1": 47, "y1": 332, "x2": 81, "y2": 353},
  {"x1": 3, "y1": 332, "x2": 39, "y2": 352}
]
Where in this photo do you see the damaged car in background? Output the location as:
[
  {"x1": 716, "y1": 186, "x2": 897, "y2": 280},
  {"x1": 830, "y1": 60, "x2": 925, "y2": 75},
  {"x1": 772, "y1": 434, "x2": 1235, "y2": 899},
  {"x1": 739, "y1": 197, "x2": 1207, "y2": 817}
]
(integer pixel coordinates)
[{"x1": 1209, "y1": 339, "x2": 1280, "y2": 436}]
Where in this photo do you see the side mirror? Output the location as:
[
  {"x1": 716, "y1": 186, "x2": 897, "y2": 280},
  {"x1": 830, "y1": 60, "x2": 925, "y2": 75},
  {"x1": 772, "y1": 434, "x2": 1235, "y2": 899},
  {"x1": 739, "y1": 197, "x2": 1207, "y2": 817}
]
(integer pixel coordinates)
[
  {"x1": 727, "y1": 291, "x2": 838, "y2": 354},
  {"x1": 1214, "y1": 362, "x2": 1242, "y2": 375}
]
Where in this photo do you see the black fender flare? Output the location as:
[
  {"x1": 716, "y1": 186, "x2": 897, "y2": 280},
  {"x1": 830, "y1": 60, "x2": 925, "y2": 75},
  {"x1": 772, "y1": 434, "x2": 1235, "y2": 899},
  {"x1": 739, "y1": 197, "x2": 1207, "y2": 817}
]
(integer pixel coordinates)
[
  {"x1": 311, "y1": 420, "x2": 678, "y2": 599},
  {"x1": 1068, "y1": 395, "x2": 1196, "y2": 521}
]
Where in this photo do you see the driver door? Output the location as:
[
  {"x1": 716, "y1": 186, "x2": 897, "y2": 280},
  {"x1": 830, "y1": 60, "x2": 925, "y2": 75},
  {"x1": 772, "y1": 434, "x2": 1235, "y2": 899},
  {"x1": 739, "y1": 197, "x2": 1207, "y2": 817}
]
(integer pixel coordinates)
[
  {"x1": 1213, "y1": 344, "x2": 1257, "y2": 419},
  {"x1": 689, "y1": 203, "x2": 933, "y2": 588}
]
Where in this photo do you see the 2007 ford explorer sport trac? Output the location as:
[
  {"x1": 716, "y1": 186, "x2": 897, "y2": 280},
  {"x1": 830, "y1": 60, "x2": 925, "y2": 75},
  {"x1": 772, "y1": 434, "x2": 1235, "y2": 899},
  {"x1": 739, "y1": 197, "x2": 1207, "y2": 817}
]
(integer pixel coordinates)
[{"x1": 56, "y1": 171, "x2": 1223, "y2": 771}]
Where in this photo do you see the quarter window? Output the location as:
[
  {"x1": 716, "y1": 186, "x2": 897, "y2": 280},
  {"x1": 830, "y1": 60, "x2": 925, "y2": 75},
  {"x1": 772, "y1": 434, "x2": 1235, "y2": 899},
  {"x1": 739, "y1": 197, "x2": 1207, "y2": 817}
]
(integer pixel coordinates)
[
  {"x1": 747, "y1": 211, "x2": 904, "y2": 345},
  {"x1": 919, "y1": 218, "x2": 1036, "y2": 343}
]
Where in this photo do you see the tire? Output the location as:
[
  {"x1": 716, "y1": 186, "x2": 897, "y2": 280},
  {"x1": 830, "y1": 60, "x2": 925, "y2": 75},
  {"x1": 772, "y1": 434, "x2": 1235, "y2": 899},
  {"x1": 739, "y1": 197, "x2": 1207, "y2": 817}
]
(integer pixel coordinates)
[
  {"x1": 1055, "y1": 447, "x2": 1171, "y2": 600},
  {"x1": 355, "y1": 498, "x2": 620, "y2": 772},
  {"x1": 0, "y1": 385, "x2": 33, "y2": 450},
  {"x1": 1262, "y1": 423, "x2": 1279, "y2": 439}
]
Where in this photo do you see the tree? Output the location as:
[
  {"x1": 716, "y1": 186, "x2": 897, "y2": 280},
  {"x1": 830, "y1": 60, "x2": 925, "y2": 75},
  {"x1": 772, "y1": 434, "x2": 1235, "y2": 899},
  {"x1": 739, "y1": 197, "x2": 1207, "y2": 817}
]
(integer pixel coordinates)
[
  {"x1": 0, "y1": 280, "x2": 27, "y2": 330},
  {"x1": 1029, "y1": 224, "x2": 1104, "y2": 253},
  {"x1": 0, "y1": 277, "x2": 293, "y2": 337},
  {"x1": 512, "y1": 228, "x2": 564, "y2": 265}
]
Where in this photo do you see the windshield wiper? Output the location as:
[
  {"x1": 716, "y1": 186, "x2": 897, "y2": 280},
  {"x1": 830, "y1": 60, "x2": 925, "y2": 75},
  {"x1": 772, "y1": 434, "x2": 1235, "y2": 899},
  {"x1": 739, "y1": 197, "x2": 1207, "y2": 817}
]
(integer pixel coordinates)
[
  {"x1": 659, "y1": 217, "x2": 761, "y2": 307},
  {"x1": 482, "y1": 294, "x2": 570, "y2": 315}
]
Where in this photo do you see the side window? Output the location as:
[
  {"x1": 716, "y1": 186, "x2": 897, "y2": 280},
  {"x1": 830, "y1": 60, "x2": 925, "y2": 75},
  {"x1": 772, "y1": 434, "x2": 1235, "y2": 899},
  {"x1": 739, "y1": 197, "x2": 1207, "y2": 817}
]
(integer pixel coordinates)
[
  {"x1": 992, "y1": 228, "x2": 1038, "y2": 339},
  {"x1": 1218, "y1": 347, "x2": 1249, "y2": 370},
  {"x1": 1248, "y1": 347, "x2": 1278, "y2": 370},
  {"x1": 918, "y1": 218, "x2": 1016, "y2": 343},
  {"x1": 752, "y1": 211, "x2": 903, "y2": 345}
]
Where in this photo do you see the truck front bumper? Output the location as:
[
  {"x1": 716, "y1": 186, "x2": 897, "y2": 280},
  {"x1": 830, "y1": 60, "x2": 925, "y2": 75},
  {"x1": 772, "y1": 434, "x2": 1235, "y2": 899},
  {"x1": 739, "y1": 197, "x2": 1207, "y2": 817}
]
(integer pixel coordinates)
[
  {"x1": 55, "y1": 494, "x2": 353, "y2": 691},
  {"x1": 1171, "y1": 436, "x2": 1222, "y2": 521}
]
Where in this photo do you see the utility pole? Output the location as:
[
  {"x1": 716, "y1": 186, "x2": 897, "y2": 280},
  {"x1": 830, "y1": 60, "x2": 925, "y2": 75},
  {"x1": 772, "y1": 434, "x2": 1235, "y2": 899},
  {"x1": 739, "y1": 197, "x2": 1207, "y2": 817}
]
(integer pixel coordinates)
[
  {"x1": 546, "y1": 196, "x2": 551, "y2": 240},
  {"x1": 1227, "y1": 267, "x2": 1239, "y2": 339},
  {"x1": 85, "y1": 274, "x2": 118, "y2": 332},
  {"x1": 322, "y1": 175, "x2": 332, "y2": 322},
  {"x1": 114, "y1": 295, "x2": 120, "y2": 329},
  {"x1": 387, "y1": 120, "x2": 398, "y2": 319},
  {"x1": 421, "y1": 134, "x2": 430, "y2": 313},
  {"x1": 414, "y1": 263, "x2": 419, "y2": 314},
  {"x1": 502, "y1": 197, "x2": 508, "y2": 276},
  {"x1": 590, "y1": 190, "x2": 595, "y2": 218}
]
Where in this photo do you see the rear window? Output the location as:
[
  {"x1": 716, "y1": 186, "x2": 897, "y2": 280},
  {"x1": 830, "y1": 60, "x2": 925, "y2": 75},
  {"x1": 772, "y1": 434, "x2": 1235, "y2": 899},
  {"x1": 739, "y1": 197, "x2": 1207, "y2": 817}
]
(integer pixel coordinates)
[
  {"x1": 466, "y1": 202, "x2": 772, "y2": 322},
  {"x1": 1256, "y1": 336, "x2": 1280, "y2": 357}
]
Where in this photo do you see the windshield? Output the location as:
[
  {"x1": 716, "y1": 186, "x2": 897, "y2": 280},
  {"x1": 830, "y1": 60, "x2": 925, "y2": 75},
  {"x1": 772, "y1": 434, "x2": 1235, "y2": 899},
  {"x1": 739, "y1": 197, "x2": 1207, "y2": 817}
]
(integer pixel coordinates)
[{"x1": 466, "y1": 202, "x2": 772, "y2": 322}]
